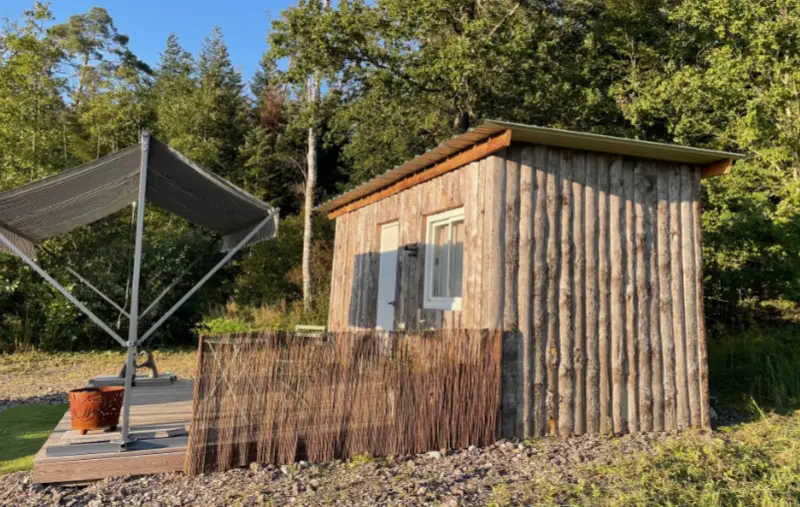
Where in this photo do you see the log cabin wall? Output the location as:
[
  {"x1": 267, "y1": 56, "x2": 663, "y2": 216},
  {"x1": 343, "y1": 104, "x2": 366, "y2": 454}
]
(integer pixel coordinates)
[{"x1": 327, "y1": 142, "x2": 709, "y2": 437}]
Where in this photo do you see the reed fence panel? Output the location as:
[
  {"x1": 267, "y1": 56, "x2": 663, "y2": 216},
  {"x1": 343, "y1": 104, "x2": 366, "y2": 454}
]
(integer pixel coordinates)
[{"x1": 185, "y1": 329, "x2": 501, "y2": 474}]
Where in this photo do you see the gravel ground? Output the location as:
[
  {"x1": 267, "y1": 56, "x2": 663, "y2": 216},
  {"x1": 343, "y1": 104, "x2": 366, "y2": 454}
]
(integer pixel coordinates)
[
  {"x1": 0, "y1": 432, "x2": 678, "y2": 507},
  {"x1": 0, "y1": 350, "x2": 753, "y2": 506},
  {"x1": 0, "y1": 393, "x2": 69, "y2": 414}
]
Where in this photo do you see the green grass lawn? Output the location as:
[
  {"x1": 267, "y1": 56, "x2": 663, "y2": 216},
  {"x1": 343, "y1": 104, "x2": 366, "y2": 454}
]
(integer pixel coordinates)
[{"x1": 0, "y1": 404, "x2": 66, "y2": 474}]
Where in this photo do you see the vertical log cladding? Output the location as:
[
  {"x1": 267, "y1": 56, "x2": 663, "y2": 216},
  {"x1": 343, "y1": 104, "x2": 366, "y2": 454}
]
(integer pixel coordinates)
[
  {"x1": 694, "y1": 167, "x2": 711, "y2": 429},
  {"x1": 558, "y1": 149, "x2": 575, "y2": 437},
  {"x1": 681, "y1": 165, "x2": 701, "y2": 428},
  {"x1": 405, "y1": 186, "x2": 423, "y2": 331},
  {"x1": 634, "y1": 161, "x2": 653, "y2": 432},
  {"x1": 624, "y1": 159, "x2": 639, "y2": 434},
  {"x1": 585, "y1": 153, "x2": 601, "y2": 435},
  {"x1": 474, "y1": 158, "x2": 488, "y2": 328},
  {"x1": 518, "y1": 147, "x2": 535, "y2": 437},
  {"x1": 325, "y1": 143, "x2": 710, "y2": 437},
  {"x1": 484, "y1": 155, "x2": 506, "y2": 330},
  {"x1": 597, "y1": 155, "x2": 612, "y2": 434},
  {"x1": 464, "y1": 161, "x2": 481, "y2": 329},
  {"x1": 350, "y1": 207, "x2": 365, "y2": 327},
  {"x1": 669, "y1": 165, "x2": 690, "y2": 429},
  {"x1": 545, "y1": 147, "x2": 562, "y2": 435},
  {"x1": 504, "y1": 150, "x2": 521, "y2": 437},
  {"x1": 657, "y1": 165, "x2": 677, "y2": 431},
  {"x1": 573, "y1": 152, "x2": 587, "y2": 436},
  {"x1": 532, "y1": 146, "x2": 549, "y2": 437},
  {"x1": 328, "y1": 217, "x2": 343, "y2": 330},
  {"x1": 646, "y1": 162, "x2": 663, "y2": 433},
  {"x1": 609, "y1": 156, "x2": 626, "y2": 434}
]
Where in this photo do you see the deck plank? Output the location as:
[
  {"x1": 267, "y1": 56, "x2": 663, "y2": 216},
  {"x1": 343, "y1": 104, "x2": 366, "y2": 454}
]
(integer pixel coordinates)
[{"x1": 33, "y1": 380, "x2": 193, "y2": 483}]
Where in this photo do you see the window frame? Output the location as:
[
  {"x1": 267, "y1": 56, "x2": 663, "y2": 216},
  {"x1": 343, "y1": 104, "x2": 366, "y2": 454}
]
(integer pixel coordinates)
[{"x1": 423, "y1": 206, "x2": 465, "y2": 311}]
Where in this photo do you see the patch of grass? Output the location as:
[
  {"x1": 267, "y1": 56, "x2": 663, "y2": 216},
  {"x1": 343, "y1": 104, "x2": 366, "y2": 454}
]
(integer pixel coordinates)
[
  {"x1": 0, "y1": 349, "x2": 196, "y2": 400},
  {"x1": 580, "y1": 411, "x2": 800, "y2": 505},
  {"x1": 348, "y1": 452, "x2": 374, "y2": 468},
  {"x1": 707, "y1": 324, "x2": 800, "y2": 411},
  {"x1": 0, "y1": 404, "x2": 66, "y2": 474},
  {"x1": 503, "y1": 410, "x2": 800, "y2": 506}
]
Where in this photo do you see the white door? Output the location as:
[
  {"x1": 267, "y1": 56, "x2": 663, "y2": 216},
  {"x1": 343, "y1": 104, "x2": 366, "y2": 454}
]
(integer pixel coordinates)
[{"x1": 376, "y1": 221, "x2": 399, "y2": 330}]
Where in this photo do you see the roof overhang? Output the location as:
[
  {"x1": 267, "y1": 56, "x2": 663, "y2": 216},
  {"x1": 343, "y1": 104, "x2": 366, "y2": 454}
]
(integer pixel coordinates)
[{"x1": 319, "y1": 120, "x2": 745, "y2": 219}]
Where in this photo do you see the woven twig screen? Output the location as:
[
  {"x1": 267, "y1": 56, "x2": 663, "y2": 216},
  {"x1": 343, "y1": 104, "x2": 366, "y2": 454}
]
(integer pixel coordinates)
[{"x1": 185, "y1": 329, "x2": 501, "y2": 474}]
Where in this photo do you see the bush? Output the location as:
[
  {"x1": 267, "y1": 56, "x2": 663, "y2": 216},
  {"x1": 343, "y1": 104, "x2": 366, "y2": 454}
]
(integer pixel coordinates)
[
  {"x1": 233, "y1": 214, "x2": 333, "y2": 309},
  {"x1": 707, "y1": 323, "x2": 800, "y2": 412},
  {"x1": 198, "y1": 300, "x2": 328, "y2": 335}
]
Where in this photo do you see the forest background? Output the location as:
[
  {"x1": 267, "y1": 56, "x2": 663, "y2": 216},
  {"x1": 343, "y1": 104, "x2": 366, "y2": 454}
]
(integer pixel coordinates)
[{"x1": 1, "y1": 2, "x2": 799, "y2": 408}]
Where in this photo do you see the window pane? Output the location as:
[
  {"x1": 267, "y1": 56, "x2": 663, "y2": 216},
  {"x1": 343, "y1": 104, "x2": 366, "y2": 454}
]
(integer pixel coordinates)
[
  {"x1": 449, "y1": 220, "x2": 464, "y2": 297},
  {"x1": 432, "y1": 223, "x2": 448, "y2": 297}
]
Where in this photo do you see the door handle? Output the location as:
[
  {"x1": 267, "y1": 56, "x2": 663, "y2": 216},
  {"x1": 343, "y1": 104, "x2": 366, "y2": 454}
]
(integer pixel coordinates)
[{"x1": 388, "y1": 301, "x2": 396, "y2": 306}]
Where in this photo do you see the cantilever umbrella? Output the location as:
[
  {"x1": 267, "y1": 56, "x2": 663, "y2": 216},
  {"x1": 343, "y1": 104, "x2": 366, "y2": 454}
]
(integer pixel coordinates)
[{"x1": 0, "y1": 131, "x2": 279, "y2": 448}]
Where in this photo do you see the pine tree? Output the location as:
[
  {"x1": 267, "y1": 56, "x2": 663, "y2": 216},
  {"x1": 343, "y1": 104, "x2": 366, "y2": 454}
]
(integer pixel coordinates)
[
  {"x1": 190, "y1": 27, "x2": 249, "y2": 180},
  {"x1": 153, "y1": 34, "x2": 197, "y2": 150}
]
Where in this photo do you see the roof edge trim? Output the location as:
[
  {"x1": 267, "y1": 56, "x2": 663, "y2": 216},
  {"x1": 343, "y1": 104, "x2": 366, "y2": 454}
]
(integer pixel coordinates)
[
  {"x1": 326, "y1": 129, "x2": 512, "y2": 219},
  {"x1": 319, "y1": 120, "x2": 746, "y2": 218}
]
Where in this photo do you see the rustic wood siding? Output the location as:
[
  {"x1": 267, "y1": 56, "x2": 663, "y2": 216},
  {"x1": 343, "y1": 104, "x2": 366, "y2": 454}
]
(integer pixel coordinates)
[{"x1": 327, "y1": 142, "x2": 709, "y2": 436}]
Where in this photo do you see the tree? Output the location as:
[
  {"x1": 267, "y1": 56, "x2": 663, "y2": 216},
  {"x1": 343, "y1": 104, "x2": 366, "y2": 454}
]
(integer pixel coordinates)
[
  {"x1": 268, "y1": 0, "x2": 620, "y2": 183},
  {"x1": 269, "y1": 0, "x2": 336, "y2": 312},
  {"x1": 48, "y1": 6, "x2": 151, "y2": 111},
  {"x1": 302, "y1": 0, "x2": 331, "y2": 312},
  {"x1": 612, "y1": 0, "x2": 800, "y2": 314},
  {"x1": 152, "y1": 34, "x2": 197, "y2": 150},
  {"x1": 0, "y1": 2, "x2": 66, "y2": 187},
  {"x1": 189, "y1": 27, "x2": 249, "y2": 181}
]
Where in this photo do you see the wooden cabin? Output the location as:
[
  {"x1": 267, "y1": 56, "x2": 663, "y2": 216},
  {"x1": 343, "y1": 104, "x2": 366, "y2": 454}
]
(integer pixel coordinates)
[{"x1": 318, "y1": 120, "x2": 743, "y2": 438}]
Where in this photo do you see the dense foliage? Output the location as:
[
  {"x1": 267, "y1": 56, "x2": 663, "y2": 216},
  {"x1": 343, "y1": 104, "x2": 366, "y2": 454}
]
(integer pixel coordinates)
[
  {"x1": 0, "y1": 3, "x2": 338, "y2": 352},
  {"x1": 1, "y1": 0, "x2": 799, "y2": 352}
]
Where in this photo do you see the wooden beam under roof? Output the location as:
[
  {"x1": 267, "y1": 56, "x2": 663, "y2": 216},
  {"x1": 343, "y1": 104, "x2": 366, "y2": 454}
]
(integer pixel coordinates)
[
  {"x1": 700, "y1": 158, "x2": 733, "y2": 178},
  {"x1": 327, "y1": 129, "x2": 512, "y2": 219}
]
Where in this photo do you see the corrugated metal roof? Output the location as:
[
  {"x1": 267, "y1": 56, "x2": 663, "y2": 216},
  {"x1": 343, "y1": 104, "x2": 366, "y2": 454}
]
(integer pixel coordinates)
[
  {"x1": 317, "y1": 120, "x2": 745, "y2": 214},
  {"x1": 492, "y1": 120, "x2": 746, "y2": 165}
]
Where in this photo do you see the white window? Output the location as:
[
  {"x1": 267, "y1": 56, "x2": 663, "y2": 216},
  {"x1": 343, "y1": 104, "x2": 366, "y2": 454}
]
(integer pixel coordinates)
[{"x1": 424, "y1": 207, "x2": 464, "y2": 310}]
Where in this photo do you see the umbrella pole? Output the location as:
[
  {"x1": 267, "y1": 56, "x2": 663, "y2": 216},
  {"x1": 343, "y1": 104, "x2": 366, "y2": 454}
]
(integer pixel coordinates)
[{"x1": 119, "y1": 131, "x2": 150, "y2": 447}]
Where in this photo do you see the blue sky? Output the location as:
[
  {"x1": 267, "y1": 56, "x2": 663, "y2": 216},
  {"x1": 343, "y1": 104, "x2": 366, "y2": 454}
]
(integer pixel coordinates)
[{"x1": 2, "y1": 1, "x2": 297, "y2": 86}]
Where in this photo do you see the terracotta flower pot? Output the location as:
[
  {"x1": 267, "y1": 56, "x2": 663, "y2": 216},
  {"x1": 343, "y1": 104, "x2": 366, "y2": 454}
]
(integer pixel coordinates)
[{"x1": 68, "y1": 386, "x2": 125, "y2": 435}]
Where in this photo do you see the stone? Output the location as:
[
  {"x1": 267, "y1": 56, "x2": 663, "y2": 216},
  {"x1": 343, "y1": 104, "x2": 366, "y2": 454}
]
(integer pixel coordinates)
[{"x1": 426, "y1": 450, "x2": 443, "y2": 459}]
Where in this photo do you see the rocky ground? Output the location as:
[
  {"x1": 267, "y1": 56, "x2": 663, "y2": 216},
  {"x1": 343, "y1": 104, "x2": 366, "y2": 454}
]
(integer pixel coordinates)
[
  {"x1": 0, "y1": 349, "x2": 785, "y2": 506},
  {"x1": 0, "y1": 392, "x2": 69, "y2": 414},
  {"x1": 0, "y1": 431, "x2": 675, "y2": 507}
]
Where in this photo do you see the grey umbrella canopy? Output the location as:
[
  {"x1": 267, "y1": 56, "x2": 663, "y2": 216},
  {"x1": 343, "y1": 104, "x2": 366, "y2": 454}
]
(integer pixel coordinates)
[
  {"x1": 0, "y1": 131, "x2": 279, "y2": 449},
  {"x1": 0, "y1": 137, "x2": 276, "y2": 256}
]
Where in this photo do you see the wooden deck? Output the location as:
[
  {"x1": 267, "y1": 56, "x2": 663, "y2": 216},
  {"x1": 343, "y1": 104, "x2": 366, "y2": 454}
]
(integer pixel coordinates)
[{"x1": 32, "y1": 380, "x2": 194, "y2": 484}]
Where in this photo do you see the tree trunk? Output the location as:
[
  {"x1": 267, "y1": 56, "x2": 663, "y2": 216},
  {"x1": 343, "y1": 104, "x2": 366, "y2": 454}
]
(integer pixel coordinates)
[
  {"x1": 302, "y1": 0, "x2": 331, "y2": 313},
  {"x1": 303, "y1": 72, "x2": 319, "y2": 312}
]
